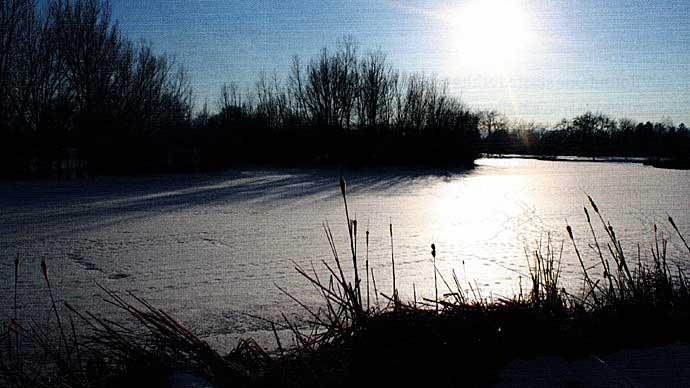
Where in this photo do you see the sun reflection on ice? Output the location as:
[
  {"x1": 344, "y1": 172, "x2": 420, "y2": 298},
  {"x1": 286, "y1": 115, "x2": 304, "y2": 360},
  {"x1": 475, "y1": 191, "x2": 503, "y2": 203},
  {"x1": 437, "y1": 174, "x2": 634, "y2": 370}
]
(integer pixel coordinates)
[{"x1": 427, "y1": 172, "x2": 530, "y2": 298}]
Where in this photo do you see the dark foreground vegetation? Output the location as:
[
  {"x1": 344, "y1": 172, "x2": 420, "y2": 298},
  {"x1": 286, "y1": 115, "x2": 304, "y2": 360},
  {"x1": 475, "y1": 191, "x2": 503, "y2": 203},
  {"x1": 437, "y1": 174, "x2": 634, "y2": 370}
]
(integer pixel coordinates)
[
  {"x1": 2, "y1": 178, "x2": 690, "y2": 387},
  {"x1": 1, "y1": 0, "x2": 479, "y2": 178},
  {"x1": 479, "y1": 111, "x2": 690, "y2": 166}
]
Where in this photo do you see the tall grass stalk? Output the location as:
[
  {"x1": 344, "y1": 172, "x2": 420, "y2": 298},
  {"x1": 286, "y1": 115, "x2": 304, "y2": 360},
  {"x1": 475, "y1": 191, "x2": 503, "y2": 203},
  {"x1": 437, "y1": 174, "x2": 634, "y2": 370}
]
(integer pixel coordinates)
[
  {"x1": 13, "y1": 255, "x2": 19, "y2": 322},
  {"x1": 431, "y1": 244, "x2": 438, "y2": 314},
  {"x1": 13, "y1": 255, "x2": 20, "y2": 356},
  {"x1": 41, "y1": 258, "x2": 70, "y2": 359},
  {"x1": 566, "y1": 223, "x2": 601, "y2": 305},
  {"x1": 669, "y1": 215, "x2": 690, "y2": 254},
  {"x1": 389, "y1": 222, "x2": 397, "y2": 304},
  {"x1": 339, "y1": 177, "x2": 361, "y2": 308},
  {"x1": 584, "y1": 206, "x2": 615, "y2": 295},
  {"x1": 371, "y1": 267, "x2": 379, "y2": 308},
  {"x1": 588, "y1": 195, "x2": 634, "y2": 288},
  {"x1": 365, "y1": 229, "x2": 370, "y2": 311}
]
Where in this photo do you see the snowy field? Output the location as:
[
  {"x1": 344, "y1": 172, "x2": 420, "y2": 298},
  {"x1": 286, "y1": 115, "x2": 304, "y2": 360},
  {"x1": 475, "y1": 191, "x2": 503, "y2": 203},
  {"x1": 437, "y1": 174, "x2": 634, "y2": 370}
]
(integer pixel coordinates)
[{"x1": 1, "y1": 158, "x2": 689, "y2": 350}]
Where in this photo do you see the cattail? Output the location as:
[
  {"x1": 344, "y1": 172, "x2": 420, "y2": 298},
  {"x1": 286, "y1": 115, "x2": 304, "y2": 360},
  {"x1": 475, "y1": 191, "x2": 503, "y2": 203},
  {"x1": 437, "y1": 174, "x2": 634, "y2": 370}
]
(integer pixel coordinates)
[
  {"x1": 389, "y1": 222, "x2": 396, "y2": 302},
  {"x1": 339, "y1": 176, "x2": 346, "y2": 197},
  {"x1": 431, "y1": 243, "x2": 438, "y2": 314},
  {"x1": 338, "y1": 176, "x2": 360, "y2": 312},
  {"x1": 352, "y1": 218, "x2": 360, "y2": 305},
  {"x1": 41, "y1": 257, "x2": 48, "y2": 282},
  {"x1": 668, "y1": 214, "x2": 690, "y2": 254},
  {"x1": 587, "y1": 195, "x2": 599, "y2": 214},
  {"x1": 584, "y1": 207, "x2": 590, "y2": 223},
  {"x1": 365, "y1": 229, "x2": 370, "y2": 310},
  {"x1": 566, "y1": 225, "x2": 573, "y2": 240}
]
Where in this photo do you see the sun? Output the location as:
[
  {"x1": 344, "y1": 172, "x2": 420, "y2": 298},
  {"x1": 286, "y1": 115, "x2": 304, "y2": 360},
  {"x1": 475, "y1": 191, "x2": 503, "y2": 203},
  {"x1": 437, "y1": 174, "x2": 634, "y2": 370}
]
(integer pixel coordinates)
[{"x1": 443, "y1": 0, "x2": 534, "y2": 74}]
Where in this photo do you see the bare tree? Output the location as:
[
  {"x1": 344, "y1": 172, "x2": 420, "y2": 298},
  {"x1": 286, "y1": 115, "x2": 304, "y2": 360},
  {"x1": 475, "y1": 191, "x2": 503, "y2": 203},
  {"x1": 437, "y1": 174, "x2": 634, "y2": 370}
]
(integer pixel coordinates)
[
  {"x1": 356, "y1": 50, "x2": 393, "y2": 130},
  {"x1": 479, "y1": 110, "x2": 508, "y2": 137},
  {"x1": 0, "y1": 0, "x2": 34, "y2": 92},
  {"x1": 50, "y1": 0, "x2": 123, "y2": 116},
  {"x1": 287, "y1": 54, "x2": 307, "y2": 122},
  {"x1": 332, "y1": 36, "x2": 358, "y2": 129},
  {"x1": 218, "y1": 82, "x2": 242, "y2": 114},
  {"x1": 1, "y1": 0, "x2": 37, "y2": 126},
  {"x1": 302, "y1": 37, "x2": 359, "y2": 131}
]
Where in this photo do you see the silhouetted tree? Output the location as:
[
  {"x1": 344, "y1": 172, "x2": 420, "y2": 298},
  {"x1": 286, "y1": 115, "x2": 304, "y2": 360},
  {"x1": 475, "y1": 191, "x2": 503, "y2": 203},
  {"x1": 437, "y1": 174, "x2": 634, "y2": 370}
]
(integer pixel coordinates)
[
  {"x1": 479, "y1": 110, "x2": 508, "y2": 137},
  {"x1": 356, "y1": 51, "x2": 394, "y2": 131},
  {"x1": 481, "y1": 112, "x2": 689, "y2": 161},
  {"x1": 2, "y1": 2, "x2": 482, "y2": 176}
]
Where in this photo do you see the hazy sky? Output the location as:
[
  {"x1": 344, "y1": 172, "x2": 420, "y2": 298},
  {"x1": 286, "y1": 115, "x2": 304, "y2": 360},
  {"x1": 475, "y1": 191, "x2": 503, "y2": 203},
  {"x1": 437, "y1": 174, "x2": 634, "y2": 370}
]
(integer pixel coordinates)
[{"x1": 109, "y1": 0, "x2": 690, "y2": 125}]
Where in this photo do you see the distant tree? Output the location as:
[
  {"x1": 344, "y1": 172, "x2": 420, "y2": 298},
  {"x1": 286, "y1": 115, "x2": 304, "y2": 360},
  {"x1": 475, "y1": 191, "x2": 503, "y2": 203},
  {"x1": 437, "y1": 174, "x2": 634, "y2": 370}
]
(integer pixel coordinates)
[
  {"x1": 479, "y1": 110, "x2": 508, "y2": 137},
  {"x1": 51, "y1": 0, "x2": 122, "y2": 117},
  {"x1": 1, "y1": 0, "x2": 35, "y2": 121},
  {"x1": 618, "y1": 118, "x2": 636, "y2": 133},
  {"x1": 193, "y1": 99, "x2": 210, "y2": 129},
  {"x1": 301, "y1": 37, "x2": 359, "y2": 130},
  {"x1": 481, "y1": 110, "x2": 690, "y2": 160},
  {"x1": 356, "y1": 50, "x2": 393, "y2": 130}
]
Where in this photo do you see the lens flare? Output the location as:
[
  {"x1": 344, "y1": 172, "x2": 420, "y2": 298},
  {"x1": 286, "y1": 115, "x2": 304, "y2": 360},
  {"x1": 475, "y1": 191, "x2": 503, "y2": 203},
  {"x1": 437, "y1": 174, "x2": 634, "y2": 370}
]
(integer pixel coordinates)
[{"x1": 443, "y1": 0, "x2": 534, "y2": 74}]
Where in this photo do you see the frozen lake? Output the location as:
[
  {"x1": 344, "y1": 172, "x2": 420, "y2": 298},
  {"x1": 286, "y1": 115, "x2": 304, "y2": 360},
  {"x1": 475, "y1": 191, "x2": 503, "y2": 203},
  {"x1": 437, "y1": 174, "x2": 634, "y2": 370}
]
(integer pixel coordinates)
[{"x1": 1, "y1": 158, "x2": 689, "y2": 349}]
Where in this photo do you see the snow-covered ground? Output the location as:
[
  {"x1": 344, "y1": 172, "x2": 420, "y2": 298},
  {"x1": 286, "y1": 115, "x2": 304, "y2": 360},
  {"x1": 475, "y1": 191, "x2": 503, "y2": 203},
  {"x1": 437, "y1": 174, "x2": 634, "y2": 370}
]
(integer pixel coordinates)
[{"x1": 1, "y1": 159, "x2": 689, "y2": 351}]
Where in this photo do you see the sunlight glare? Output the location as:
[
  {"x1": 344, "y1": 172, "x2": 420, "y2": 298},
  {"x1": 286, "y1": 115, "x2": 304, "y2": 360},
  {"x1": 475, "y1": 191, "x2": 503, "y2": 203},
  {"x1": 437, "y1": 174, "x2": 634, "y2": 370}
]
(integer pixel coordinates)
[{"x1": 444, "y1": 0, "x2": 534, "y2": 74}]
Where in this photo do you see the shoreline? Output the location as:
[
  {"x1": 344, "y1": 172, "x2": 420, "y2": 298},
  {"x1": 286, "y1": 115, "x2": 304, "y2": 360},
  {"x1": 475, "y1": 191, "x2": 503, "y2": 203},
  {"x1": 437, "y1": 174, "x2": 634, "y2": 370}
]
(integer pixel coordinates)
[
  {"x1": 483, "y1": 153, "x2": 690, "y2": 170},
  {"x1": 6, "y1": 153, "x2": 690, "y2": 183}
]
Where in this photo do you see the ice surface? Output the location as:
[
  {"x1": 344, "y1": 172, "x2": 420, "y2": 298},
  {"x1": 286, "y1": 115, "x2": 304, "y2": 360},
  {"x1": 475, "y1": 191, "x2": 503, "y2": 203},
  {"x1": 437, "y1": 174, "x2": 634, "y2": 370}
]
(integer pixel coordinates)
[{"x1": 1, "y1": 159, "x2": 688, "y2": 351}]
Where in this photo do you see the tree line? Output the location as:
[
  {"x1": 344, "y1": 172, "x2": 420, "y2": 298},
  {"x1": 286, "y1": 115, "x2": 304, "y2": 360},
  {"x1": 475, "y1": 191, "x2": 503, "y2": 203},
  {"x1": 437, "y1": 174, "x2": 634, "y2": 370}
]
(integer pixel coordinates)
[
  {"x1": 2, "y1": 0, "x2": 686, "y2": 178},
  {"x1": 1, "y1": 0, "x2": 480, "y2": 177},
  {"x1": 194, "y1": 39, "x2": 480, "y2": 169},
  {"x1": 479, "y1": 111, "x2": 690, "y2": 161},
  {"x1": 1, "y1": 0, "x2": 194, "y2": 177}
]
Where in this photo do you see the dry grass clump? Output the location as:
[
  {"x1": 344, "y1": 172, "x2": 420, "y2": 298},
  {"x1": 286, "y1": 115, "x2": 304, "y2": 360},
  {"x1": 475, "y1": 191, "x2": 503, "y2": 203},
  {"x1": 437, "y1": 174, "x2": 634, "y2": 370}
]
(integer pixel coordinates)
[{"x1": 2, "y1": 178, "x2": 690, "y2": 387}]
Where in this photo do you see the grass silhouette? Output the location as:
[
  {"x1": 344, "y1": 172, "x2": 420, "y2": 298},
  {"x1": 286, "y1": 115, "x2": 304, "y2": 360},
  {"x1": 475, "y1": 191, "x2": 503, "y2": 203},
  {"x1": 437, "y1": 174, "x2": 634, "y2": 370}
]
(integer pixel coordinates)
[{"x1": 2, "y1": 179, "x2": 690, "y2": 387}]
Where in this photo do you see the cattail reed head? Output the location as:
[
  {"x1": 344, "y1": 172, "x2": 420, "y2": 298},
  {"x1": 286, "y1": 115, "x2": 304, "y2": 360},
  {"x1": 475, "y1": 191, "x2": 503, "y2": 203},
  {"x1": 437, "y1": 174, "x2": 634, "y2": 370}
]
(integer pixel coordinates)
[
  {"x1": 608, "y1": 224, "x2": 616, "y2": 239},
  {"x1": 587, "y1": 195, "x2": 599, "y2": 214},
  {"x1": 352, "y1": 219, "x2": 357, "y2": 233},
  {"x1": 431, "y1": 243, "x2": 436, "y2": 258},
  {"x1": 584, "y1": 207, "x2": 590, "y2": 223},
  {"x1": 41, "y1": 258, "x2": 48, "y2": 282},
  {"x1": 14, "y1": 254, "x2": 20, "y2": 272},
  {"x1": 566, "y1": 225, "x2": 573, "y2": 240},
  {"x1": 339, "y1": 176, "x2": 346, "y2": 197},
  {"x1": 669, "y1": 215, "x2": 677, "y2": 229}
]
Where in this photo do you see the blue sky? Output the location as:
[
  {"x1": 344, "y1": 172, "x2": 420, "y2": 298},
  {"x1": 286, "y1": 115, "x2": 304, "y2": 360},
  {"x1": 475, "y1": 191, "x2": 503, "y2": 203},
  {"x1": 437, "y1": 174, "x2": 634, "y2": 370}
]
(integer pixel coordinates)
[{"x1": 109, "y1": 0, "x2": 690, "y2": 125}]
